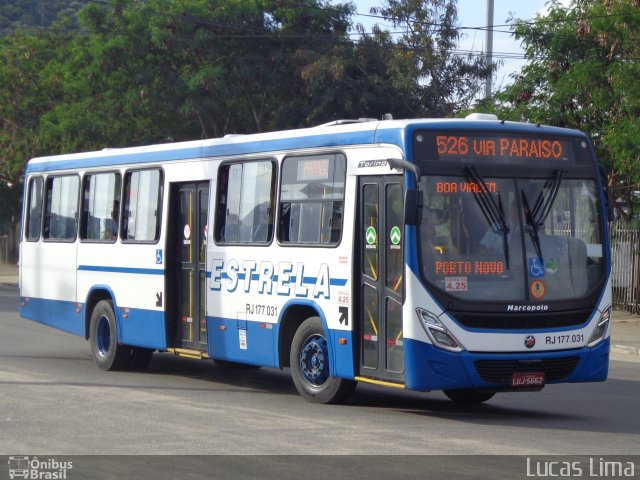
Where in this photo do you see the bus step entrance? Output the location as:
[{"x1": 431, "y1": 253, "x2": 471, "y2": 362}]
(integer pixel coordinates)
[{"x1": 166, "y1": 348, "x2": 210, "y2": 360}]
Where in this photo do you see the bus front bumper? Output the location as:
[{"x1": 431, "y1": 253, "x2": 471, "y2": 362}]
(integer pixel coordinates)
[{"x1": 403, "y1": 337, "x2": 610, "y2": 392}]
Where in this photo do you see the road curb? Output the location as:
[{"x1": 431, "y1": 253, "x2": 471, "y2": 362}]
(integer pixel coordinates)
[{"x1": 611, "y1": 344, "x2": 639, "y2": 356}]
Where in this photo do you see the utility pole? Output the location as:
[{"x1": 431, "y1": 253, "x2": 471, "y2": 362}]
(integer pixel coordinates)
[{"x1": 485, "y1": 0, "x2": 495, "y2": 99}]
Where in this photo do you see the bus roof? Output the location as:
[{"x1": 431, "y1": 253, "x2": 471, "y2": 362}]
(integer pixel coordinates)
[{"x1": 25, "y1": 118, "x2": 589, "y2": 174}]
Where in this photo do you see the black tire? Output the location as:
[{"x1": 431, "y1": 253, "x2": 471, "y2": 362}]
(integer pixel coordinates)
[
  {"x1": 89, "y1": 299, "x2": 131, "y2": 371},
  {"x1": 129, "y1": 347, "x2": 154, "y2": 371},
  {"x1": 443, "y1": 388, "x2": 495, "y2": 404},
  {"x1": 290, "y1": 317, "x2": 356, "y2": 404}
]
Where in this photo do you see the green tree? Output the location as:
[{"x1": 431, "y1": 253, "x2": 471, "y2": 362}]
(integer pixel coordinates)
[
  {"x1": 1, "y1": 0, "x2": 493, "y2": 251},
  {"x1": 0, "y1": 0, "x2": 88, "y2": 36},
  {"x1": 300, "y1": 26, "x2": 419, "y2": 122},
  {"x1": 371, "y1": 0, "x2": 492, "y2": 116},
  {"x1": 488, "y1": 0, "x2": 640, "y2": 219},
  {"x1": 300, "y1": 0, "x2": 492, "y2": 122},
  {"x1": 0, "y1": 25, "x2": 73, "y2": 259},
  {"x1": 36, "y1": 0, "x2": 355, "y2": 147}
]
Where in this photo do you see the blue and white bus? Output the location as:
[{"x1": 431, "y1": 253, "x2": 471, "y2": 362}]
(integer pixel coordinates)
[{"x1": 19, "y1": 115, "x2": 612, "y2": 403}]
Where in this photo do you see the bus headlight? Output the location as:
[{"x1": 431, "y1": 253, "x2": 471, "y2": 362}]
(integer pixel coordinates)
[
  {"x1": 587, "y1": 305, "x2": 611, "y2": 347},
  {"x1": 416, "y1": 308, "x2": 465, "y2": 352}
]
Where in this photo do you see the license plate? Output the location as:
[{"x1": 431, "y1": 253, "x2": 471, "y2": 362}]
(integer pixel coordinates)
[{"x1": 512, "y1": 372, "x2": 545, "y2": 387}]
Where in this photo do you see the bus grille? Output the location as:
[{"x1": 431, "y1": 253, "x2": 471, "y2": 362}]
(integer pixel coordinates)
[
  {"x1": 474, "y1": 357, "x2": 580, "y2": 384},
  {"x1": 450, "y1": 309, "x2": 592, "y2": 330}
]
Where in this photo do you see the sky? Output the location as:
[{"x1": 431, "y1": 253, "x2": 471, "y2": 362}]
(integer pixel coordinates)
[{"x1": 350, "y1": 0, "x2": 551, "y2": 92}]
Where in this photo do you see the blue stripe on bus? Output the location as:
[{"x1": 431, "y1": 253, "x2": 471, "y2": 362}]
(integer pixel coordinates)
[
  {"x1": 118, "y1": 308, "x2": 167, "y2": 350},
  {"x1": 26, "y1": 130, "x2": 379, "y2": 173},
  {"x1": 206, "y1": 306, "x2": 355, "y2": 379},
  {"x1": 20, "y1": 297, "x2": 167, "y2": 350},
  {"x1": 20, "y1": 297, "x2": 85, "y2": 337},
  {"x1": 25, "y1": 120, "x2": 590, "y2": 174},
  {"x1": 206, "y1": 316, "x2": 277, "y2": 367},
  {"x1": 78, "y1": 265, "x2": 165, "y2": 275},
  {"x1": 20, "y1": 296, "x2": 167, "y2": 349}
]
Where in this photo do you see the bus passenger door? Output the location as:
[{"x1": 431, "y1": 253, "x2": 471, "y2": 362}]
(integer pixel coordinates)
[
  {"x1": 358, "y1": 176, "x2": 405, "y2": 384},
  {"x1": 171, "y1": 182, "x2": 209, "y2": 351}
]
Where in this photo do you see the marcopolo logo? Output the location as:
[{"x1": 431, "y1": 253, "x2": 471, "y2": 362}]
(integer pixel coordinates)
[
  {"x1": 506, "y1": 304, "x2": 549, "y2": 312},
  {"x1": 8, "y1": 456, "x2": 73, "y2": 479}
]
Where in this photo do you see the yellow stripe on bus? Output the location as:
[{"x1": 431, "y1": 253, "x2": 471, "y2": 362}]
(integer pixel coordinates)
[{"x1": 355, "y1": 376, "x2": 404, "y2": 388}]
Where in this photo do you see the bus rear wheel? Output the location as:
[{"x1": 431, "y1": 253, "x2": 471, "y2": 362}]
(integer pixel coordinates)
[
  {"x1": 129, "y1": 347, "x2": 154, "y2": 371},
  {"x1": 289, "y1": 317, "x2": 356, "y2": 404},
  {"x1": 443, "y1": 389, "x2": 495, "y2": 404},
  {"x1": 89, "y1": 299, "x2": 132, "y2": 371}
]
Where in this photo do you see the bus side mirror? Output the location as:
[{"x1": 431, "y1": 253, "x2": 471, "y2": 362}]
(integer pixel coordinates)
[
  {"x1": 404, "y1": 189, "x2": 423, "y2": 225},
  {"x1": 598, "y1": 162, "x2": 614, "y2": 220}
]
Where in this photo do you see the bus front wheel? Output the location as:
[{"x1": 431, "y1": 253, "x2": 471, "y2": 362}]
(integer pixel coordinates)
[
  {"x1": 289, "y1": 317, "x2": 356, "y2": 404},
  {"x1": 443, "y1": 389, "x2": 495, "y2": 404},
  {"x1": 89, "y1": 299, "x2": 132, "y2": 371}
]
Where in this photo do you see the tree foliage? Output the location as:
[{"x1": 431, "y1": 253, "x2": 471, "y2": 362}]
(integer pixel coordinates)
[
  {"x1": 372, "y1": 0, "x2": 491, "y2": 115},
  {"x1": 0, "y1": 0, "x2": 491, "y2": 238},
  {"x1": 487, "y1": 0, "x2": 640, "y2": 219},
  {"x1": 0, "y1": 0, "x2": 88, "y2": 36},
  {"x1": 0, "y1": 25, "x2": 72, "y2": 224}
]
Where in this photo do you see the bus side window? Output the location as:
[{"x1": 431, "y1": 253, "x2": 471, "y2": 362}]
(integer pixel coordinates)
[
  {"x1": 80, "y1": 172, "x2": 121, "y2": 242},
  {"x1": 278, "y1": 153, "x2": 346, "y2": 246},
  {"x1": 43, "y1": 175, "x2": 79, "y2": 242},
  {"x1": 122, "y1": 169, "x2": 162, "y2": 243},
  {"x1": 215, "y1": 160, "x2": 274, "y2": 245},
  {"x1": 25, "y1": 176, "x2": 44, "y2": 241}
]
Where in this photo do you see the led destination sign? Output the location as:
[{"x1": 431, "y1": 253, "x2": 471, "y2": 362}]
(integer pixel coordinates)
[
  {"x1": 436, "y1": 135, "x2": 567, "y2": 160},
  {"x1": 413, "y1": 131, "x2": 582, "y2": 164},
  {"x1": 435, "y1": 260, "x2": 505, "y2": 276},
  {"x1": 436, "y1": 181, "x2": 496, "y2": 194}
]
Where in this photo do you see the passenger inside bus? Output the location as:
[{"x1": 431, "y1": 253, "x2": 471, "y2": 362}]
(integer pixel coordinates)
[
  {"x1": 105, "y1": 200, "x2": 119, "y2": 240},
  {"x1": 420, "y1": 208, "x2": 457, "y2": 255}
]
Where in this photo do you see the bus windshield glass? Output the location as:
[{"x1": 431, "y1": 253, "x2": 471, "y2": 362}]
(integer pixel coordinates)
[{"x1": 417, "y1": 174, "x2": 604, "y2": 302}]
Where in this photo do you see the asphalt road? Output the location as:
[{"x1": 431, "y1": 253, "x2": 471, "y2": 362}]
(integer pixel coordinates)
[{"x1": 1, "y1": 284, "x2": 639, "y2": 478}]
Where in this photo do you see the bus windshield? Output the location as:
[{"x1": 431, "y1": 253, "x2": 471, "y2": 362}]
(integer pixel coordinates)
[{"x1": 418, "y1": 174, "x2": 605, "y2": 302}]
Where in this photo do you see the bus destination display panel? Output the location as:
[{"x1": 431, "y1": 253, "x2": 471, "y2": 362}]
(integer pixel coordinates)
[{"x1": 413, "y1": 131, "x2": 589, "y2": 165}]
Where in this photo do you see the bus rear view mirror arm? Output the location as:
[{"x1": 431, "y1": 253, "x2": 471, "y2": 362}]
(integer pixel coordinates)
[{"x1": 387, "y1": 158, "x2": 421, "y2": 188}]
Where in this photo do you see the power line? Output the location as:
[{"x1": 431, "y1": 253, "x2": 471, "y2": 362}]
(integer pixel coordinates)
[
  {"x1": 6, "y1": 19, "x2": 640, "y2": 64},
  {"x1": 348, "y1": 2, "x2": 640, "y2": 27},
  {"x1": 87, "y1": 0, "x2": 640, "y2": 40},
  {"x1": 5, "y1": 0, "x2": 627, "y2": 45}
]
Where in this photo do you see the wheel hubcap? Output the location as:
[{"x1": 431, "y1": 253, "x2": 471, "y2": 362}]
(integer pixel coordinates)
[
  {"x1": 96, "y1": 315, "x2": 111, "y2": 357},
  {"x1": 300, "y1": 334, "x2": 329, "y2": 387}
]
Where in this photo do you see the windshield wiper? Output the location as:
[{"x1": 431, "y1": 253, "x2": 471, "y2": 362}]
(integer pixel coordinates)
[
  {"x1": 521, "y1": 191, "x2": 543, "y2": 262},
  {"x1": 521, "y1": 170, "x2": 565, "y2": 263},
  {"x1": 465, "y1": 166, "x2": 510, "y2": 269},
  {"x1": 530, "y1": 170, "x2": 565, "y2": 228}
]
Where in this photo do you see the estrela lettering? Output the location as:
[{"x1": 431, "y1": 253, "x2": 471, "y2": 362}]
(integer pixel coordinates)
[{"x1": 209, "y1": 259, "x2": 333, "y2": 299}]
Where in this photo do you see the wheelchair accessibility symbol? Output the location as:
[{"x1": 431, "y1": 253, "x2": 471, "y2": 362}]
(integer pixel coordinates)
[{"x1": 528, "y1": 258, "x2": 546, "y2": 278}]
